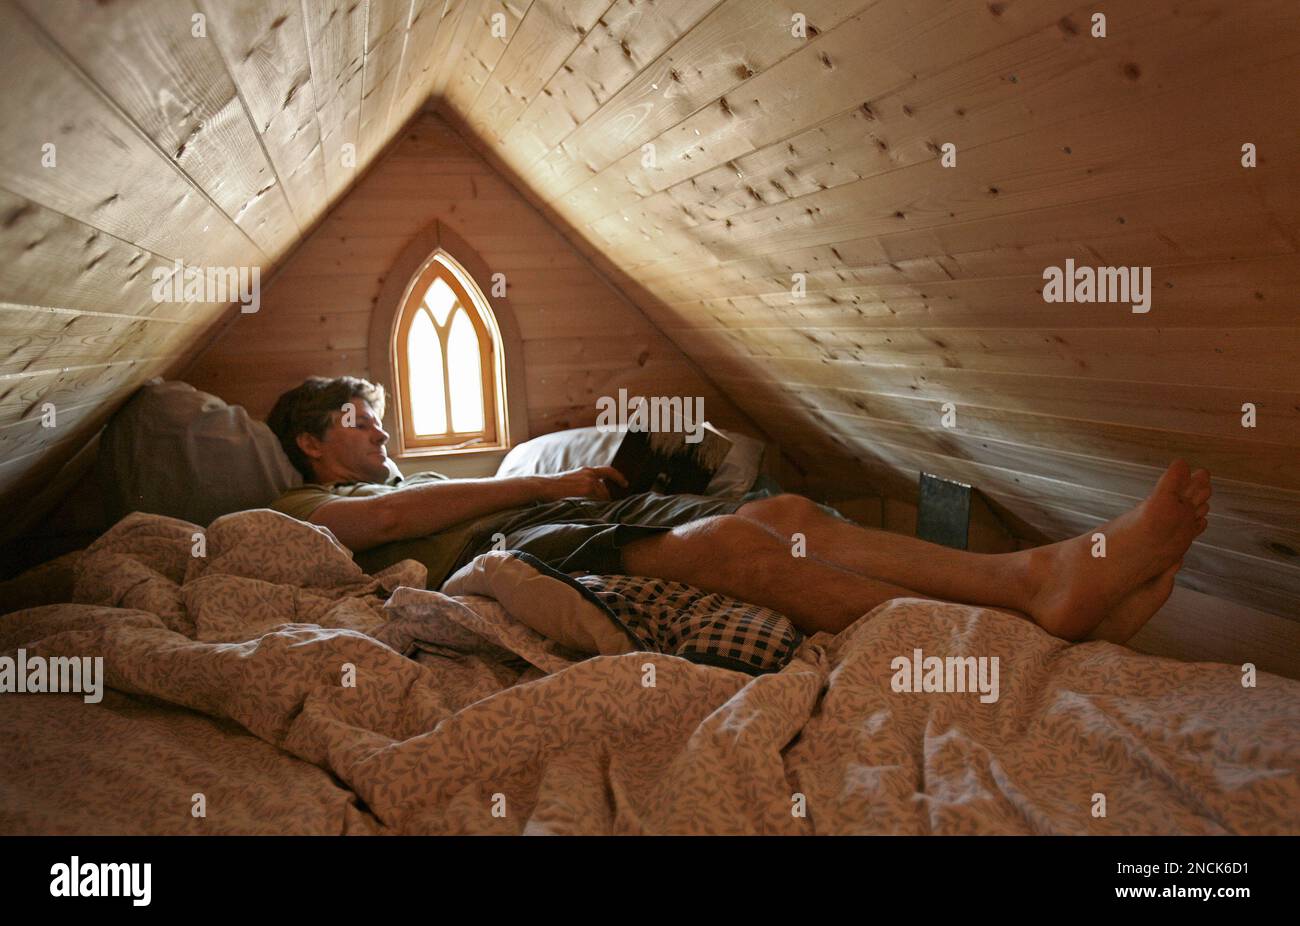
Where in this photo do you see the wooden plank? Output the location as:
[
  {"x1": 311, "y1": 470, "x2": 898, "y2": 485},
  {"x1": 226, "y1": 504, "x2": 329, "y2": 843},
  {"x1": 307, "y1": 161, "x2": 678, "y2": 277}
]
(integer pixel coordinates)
[
  {"x1": 19, "y1": 0, "x2": 297, "y2": 259},
  {"x1": 516, "y1": 0, "x2": 877, "y2": 196},
  {"x1": 247, "y1": 274, "x2": 386, "y2": 315},
  {"x1": 0, "y1": 377, "x2": 155, "y2": 460},
  {"x1": 498, "y1": 0, "x2": 720, "y2": 166},
  {"x1": 441, "y1": 0, "x2": 534, "y2": 120},
  {"x1": 357, "y1": 0, "x2": 416, "y2": 171},
  {"x1": 0, "y1": 306, "x2": 203, "y2": 377},
  {"x1": 734, "y1": 399, "x2": 1300, "y2": 571},
  {"x1": 628, "y1": 172, "x2": 1300, "y2": 294},
  {"x1": 1129, "y1": 584, "x2": 1300, "y2": 681},
  {"x1": 660, "y1": 255, "x2": 1300, "y2": 329},
  {"x1": 0, "y1": 357, "x2": 177, "y2": 421},
  {"x1": 522, "y1": 331, "x2": 699, "y2": 367},
  {"x1": 525, "y1": 362, "x2": 737, "y2": 409},
  {"x1": 335, "y1": 169, "x2": 518, "y2": 203},
  {"x1": 390, "y1": 0, "x2": 471, "y2": 129},
  {"x1": 301, "y1": 0, "x2": 368, "y2": 204},
  {"x1": 199, "y1": 0, "x2": 329, "y2": 231},
  {"x1": 424, "y1": 0, "x2": 480, "y2": 102},
  {"x1": 0, "y1": 352, "x2": 179, "y2": 498},
  {"x1": 681, "y1": 56, "x2": 1300, "y2": 262},
  {"x1": 687, "y1": 324, "x2": 1298, "y2": 392},
  {"x1": 0, "y1": 191, "x2": 197, "y2": 324},
  {"x1": 461, "y1": 0, "x2": 610, "y2": 146},
  {"x1": 728, "y1": 382, "x2": 1300, "y2": 493},
  {"x1": 0, "y1": 3, "x2": 251, "y2": 269},
  {"x1": 707, "y1": 357, "x2": 1300, "y2": 446},
  {"x1": 215, "y1": 310, "x2": 370, "y2": 354},
  {"x1": 186, "y1": 348, "x2": 370, "y2": 415},
  {"x1": 578, "y1": 0, "x2": 1294, "y2": 229}
]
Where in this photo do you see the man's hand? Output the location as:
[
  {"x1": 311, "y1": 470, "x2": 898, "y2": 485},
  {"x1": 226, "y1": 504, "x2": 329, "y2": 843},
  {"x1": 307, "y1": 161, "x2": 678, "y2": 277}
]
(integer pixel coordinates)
[{"x1": 535, "y1": 466, "x2": 628, "y2": 502}]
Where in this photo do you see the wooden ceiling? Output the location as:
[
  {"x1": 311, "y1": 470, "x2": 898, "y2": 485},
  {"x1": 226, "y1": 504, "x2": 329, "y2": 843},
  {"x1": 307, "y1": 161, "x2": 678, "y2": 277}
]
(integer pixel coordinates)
[
  {"x1": 0, "y1": 0, "x2": 467, "y2": 539},
  {"x1": 425, "y1": 0, "x2": 1300, "y2": 617},
  {"x1": 1, "y1": 0, "x2": 1298, "y2": 617}
]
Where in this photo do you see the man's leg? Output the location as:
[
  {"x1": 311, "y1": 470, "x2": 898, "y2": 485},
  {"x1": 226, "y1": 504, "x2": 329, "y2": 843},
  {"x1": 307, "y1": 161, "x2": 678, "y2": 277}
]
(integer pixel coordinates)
[
  {"x1": 625, "y1": 460, "x2": 1211, "y2": 642},
  {"x1": 620, "y1": 513, "x2": 928, "y2": 636}
]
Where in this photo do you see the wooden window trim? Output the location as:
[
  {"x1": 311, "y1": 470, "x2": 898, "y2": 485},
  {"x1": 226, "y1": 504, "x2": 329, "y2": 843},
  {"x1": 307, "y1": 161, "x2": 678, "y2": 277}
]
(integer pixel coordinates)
[
  {"x1": 394, "y1": 258, "x2": 498, "y2": 449},
  {"x1": 368, "y1": 220, "x2": 529, "y2": 459}
]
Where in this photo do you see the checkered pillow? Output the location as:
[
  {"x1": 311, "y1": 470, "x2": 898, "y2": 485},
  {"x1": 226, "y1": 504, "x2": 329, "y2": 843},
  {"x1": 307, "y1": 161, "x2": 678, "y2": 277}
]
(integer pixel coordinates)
[{"x1": 572, "y1": 573, "x2": 804, "y2": 675}]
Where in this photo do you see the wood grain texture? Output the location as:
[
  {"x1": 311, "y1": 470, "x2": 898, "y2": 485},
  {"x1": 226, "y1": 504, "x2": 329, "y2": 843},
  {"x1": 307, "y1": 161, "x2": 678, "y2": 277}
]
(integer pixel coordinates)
[
  {"x1": 0, "y1": 0, "x2": 464, "y2": 543},
  {"x1": 1, "y1": 0, "x2": 1296, "y2": 625},
  {"x1": 183, "y1": 111, "x2": 770, "y2": 459},
  {"x1": 428, "y1": 0, "x2": 1300, "y2": 616}
]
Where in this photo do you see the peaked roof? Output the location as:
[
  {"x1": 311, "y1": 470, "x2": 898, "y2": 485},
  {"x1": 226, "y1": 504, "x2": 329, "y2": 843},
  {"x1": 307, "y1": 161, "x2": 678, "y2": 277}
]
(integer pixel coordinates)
[{"x1": 1, "y1": 0, "x2": 1297, "y2": 616}]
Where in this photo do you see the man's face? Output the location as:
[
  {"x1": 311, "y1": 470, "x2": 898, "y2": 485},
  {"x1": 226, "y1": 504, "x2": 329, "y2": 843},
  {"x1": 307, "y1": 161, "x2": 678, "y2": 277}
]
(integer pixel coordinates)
[{"x1": 306, "y1": 398, "x2": 391, "y2": 483}]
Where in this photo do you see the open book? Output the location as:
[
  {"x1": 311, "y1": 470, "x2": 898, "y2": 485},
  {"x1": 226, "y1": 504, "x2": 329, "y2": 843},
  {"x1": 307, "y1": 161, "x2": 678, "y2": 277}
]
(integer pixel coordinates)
[{"x1": 605, "y1": 423, "x2": 733, "y2": 499}]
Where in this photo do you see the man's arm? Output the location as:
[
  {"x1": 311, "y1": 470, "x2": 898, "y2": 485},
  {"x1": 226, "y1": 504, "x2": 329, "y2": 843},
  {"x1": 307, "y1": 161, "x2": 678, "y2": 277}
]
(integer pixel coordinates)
[{"x1": 309, "y1": 466, "x2": 627, "y2": 551}]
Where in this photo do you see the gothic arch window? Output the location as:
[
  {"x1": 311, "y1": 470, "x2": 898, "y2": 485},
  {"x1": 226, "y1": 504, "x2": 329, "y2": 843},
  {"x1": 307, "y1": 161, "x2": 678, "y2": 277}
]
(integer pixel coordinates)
[{"x1": 371, "y1": 223, "x2": 527, "y2": 458}]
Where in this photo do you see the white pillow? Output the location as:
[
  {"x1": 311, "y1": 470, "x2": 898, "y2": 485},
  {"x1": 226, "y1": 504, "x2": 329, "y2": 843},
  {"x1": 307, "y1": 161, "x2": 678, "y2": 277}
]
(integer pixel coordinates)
[
  {"x1": 495, "y1": 426, "x2": 766, "y2": 498},
  {"x1": 442, "y1": 550, "x2": 635, "y2": 655},
  {"x1": 97, "y1": 380, "x2": 302, "y2": 526}
]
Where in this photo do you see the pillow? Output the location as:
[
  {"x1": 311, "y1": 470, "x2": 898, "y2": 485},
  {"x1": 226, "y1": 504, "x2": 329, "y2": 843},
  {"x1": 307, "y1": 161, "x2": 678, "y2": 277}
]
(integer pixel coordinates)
[
  {"x1": 442, "y1": 550, "x2": 804, "y2": 675},
  {"x1": 441, "y1": 550, "x2": 637, "y2": 655},
  {"x1": 97, "y1": 379, "x2": 302, "y2": 527},
  {"x1": 496, "y1": 425, "x2": 767, "y2": 498}
]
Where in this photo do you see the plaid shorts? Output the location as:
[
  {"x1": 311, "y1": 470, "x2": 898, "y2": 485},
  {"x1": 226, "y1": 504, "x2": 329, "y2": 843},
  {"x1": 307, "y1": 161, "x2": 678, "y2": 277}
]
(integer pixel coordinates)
[{"x1": 571, "y1": 572, "x2": 805, "y2": 675}]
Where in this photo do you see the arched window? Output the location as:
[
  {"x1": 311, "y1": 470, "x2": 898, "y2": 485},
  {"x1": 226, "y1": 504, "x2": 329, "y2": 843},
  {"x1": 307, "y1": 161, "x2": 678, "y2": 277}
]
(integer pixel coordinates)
[
  {"x1": 370, "y1": 221, "x2": 527, "y2": 459},
  {"x1": 392, "y1": 249, "x2": 505, "y2": 453}
]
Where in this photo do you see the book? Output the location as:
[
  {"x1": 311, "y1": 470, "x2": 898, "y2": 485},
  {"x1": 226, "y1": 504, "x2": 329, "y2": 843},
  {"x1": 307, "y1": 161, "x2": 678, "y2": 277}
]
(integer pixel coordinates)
[{"x1": 606, "y1": 422, "x2": 734, "y2": 499}]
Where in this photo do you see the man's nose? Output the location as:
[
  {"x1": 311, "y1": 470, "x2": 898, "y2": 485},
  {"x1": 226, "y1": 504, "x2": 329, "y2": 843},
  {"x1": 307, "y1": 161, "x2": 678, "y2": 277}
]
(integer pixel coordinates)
[{"x1": 373, "y1": 423, "x2": 389, "y2": 443}]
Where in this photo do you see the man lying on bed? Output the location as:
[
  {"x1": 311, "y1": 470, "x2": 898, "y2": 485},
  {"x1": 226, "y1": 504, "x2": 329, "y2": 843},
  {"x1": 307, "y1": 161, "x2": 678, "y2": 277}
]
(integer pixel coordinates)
[{"x1": 267, "y1": 376, "x2": 1212, "y2": 646}]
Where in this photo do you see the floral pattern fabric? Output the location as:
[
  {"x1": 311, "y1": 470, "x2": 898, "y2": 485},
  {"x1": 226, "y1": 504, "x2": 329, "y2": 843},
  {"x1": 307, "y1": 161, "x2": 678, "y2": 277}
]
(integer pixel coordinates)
[{"x1": 1, "y1": 510, "x2": 1297, "y2": 835}]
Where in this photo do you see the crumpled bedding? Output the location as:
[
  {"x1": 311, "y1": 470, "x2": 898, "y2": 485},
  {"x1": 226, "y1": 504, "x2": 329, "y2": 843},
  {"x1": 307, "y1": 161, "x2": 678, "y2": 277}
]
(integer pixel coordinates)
[{"x1": 2, "y1": 509, "x2": 1297, "y2": 835}]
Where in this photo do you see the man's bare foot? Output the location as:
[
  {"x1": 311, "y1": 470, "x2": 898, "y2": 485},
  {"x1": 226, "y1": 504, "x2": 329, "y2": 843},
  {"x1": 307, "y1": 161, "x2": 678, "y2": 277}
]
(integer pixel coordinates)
[
  {"x1": 1084, "y1": 562, "x2": 1181, "y2": 644},
  {"x1": 1022, "y1": 460, "x2": 1210, "y2": 641}
]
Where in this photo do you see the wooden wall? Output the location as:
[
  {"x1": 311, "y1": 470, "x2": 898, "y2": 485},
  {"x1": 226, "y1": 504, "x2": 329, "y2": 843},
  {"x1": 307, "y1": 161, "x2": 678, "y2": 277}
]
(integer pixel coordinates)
[
  {"x1": 423, "y1": 0, "x2": 1300, "y2": 618},
  {"x1": 183, "y1": 110, "x2": 769, "y2": 464},
  {"x1": 2, "y1": 0, "x2": 1297, "y2": 622},
  {"x1": 0, "y1": 0, "x2": 475, "y2": 545}
]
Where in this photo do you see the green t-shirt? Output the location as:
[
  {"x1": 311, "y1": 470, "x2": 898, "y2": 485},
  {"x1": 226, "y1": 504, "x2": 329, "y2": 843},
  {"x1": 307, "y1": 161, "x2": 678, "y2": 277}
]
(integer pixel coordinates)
[{"x1": 271, "y1": 471, "x2": 529, "y2": 586}]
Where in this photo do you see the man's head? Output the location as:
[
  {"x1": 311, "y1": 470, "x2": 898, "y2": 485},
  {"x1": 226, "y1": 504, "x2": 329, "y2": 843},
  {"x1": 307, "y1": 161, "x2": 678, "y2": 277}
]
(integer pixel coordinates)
[{"x1": 267, "y1": 376, "x2": 390, "y2": 484}]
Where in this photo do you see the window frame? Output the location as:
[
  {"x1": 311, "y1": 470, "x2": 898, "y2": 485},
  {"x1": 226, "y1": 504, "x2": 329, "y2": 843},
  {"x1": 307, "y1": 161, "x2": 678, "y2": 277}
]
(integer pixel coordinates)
[
  {"x1": 368, "y1": 220, "x2": 528, "y2": 460},
  {"x1": 393, "y1": 251, "x2": 500, "y2": 451}
]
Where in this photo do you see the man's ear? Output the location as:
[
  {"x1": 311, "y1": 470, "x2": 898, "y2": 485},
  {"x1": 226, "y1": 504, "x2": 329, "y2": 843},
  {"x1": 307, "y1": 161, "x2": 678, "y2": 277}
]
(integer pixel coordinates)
[{"x1": 295, "y1": 431, "x2": 324, "y2": 462}]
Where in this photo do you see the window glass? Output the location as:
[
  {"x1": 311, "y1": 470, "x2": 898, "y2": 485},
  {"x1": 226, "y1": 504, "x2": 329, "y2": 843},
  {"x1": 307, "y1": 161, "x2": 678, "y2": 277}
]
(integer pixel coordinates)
[
  {"x1": 446, "y1": 308, "x2": 484, "y2": 432},
  {"x1": 407, "y1": 307, "x2": 446, "y2": 435},
  {"x1": 426, "y1": 277, "x2": 457, "y2": 326}
]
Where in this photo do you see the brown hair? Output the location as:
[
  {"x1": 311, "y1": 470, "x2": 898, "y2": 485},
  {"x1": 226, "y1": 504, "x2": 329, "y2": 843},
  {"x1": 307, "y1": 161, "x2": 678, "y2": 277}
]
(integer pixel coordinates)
[{"x1": 267, "y1": 376, "x2": 386, "y2": 480}]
